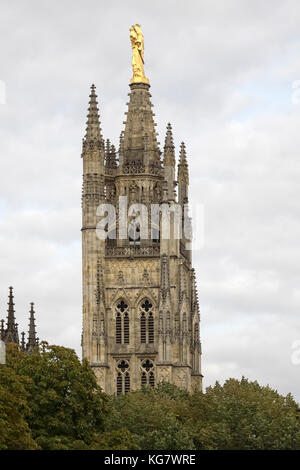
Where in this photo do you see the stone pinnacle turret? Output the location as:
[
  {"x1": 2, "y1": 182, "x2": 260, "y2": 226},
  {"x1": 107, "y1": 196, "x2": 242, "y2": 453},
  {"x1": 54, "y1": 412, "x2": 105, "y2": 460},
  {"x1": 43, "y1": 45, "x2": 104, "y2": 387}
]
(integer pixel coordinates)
[
  {"x1": 26, "y1": 302, "x2": 38, "y2": 354},
  {"x1": 5, "y1": 287, "x2": 19, "y2": 344},
  {"x1": 82, "y1": 84, "x2": 104, "y2": 156},
  {"x1": 163, "y1": 123, "x2": 176, "y2": 201}
]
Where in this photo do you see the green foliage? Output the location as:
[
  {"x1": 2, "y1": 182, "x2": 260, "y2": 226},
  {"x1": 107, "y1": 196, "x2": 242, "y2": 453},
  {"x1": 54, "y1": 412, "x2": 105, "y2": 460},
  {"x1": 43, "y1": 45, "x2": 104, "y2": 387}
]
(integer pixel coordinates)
[
  {"x1": 0, "y1": 359, "x2": 38, "y2": 449},
  {"x1": 90, "y1": 428, "x2": 141, "y2": 450},
  {"x1": 187, "y1": 377, "x2": 300, "y2": 450},
  {"x1": 105, "y1": 383, "x2": 194, "y2": 450},
  {"x1": 1, "y1": 344, "x2": 299, "y2": 450},
  {"x1": 4, "y1": 342, "x2": 108, "y2": 449}
]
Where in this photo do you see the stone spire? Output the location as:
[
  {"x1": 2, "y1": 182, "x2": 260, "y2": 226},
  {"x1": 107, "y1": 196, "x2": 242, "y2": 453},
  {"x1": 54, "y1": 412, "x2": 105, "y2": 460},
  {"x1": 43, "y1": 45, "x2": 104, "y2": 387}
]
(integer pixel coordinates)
[
  {"x1": 163, "y1": 123, "x2": 176, "y2": 201},
  {"x1": 178, "y1": 142, "x2": 189, "y2": 179},
  {"x1": 81, "y1": 84, "x2": 105, "y2": 211},
  {"x1": 122, "y1": 82, "x2": 161, "y2": 170},
  {"x1": 178, "y1": 141, "x2": 189, "y2": 205},
  {"x1": 5, "y1": 287, "x2": 19, "y2": 344},
  {"x1": 82, "y1": 84, "x2": 104, "y2": 156},
  {"x1": 26, "y1": 302, "x2": 38, "y2": 354},
  {"x1": 164, "y1": 123, "x2": 175, "y2": 166}
]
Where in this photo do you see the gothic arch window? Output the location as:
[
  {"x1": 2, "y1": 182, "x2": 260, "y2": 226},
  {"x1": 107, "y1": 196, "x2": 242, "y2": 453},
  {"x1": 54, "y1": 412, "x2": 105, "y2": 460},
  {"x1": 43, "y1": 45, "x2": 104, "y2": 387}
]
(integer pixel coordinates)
[
  {"x1": 115, "y1": 300, "x2": 130, "y2": 345},
  {"x1": 140, "y1": 299, "x2": 154, "y2": 344},
  {"x1": 140, "y1": 358, "x2": 155, "y2": 388},
  {"x1": 116, "y1": 359, "x2": 130, "y2": 395}
]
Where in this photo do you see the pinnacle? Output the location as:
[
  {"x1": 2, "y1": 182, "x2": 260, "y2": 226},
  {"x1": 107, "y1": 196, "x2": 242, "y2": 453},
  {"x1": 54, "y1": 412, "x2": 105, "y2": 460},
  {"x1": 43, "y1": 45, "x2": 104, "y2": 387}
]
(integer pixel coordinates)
[
  {"x1": 179, "y1": 141, "x2": 188, "y2": 166},
  {"x1": 7, "y1": 286, "x2": 15, "y2": 324},
  {"x1": 83, "y1": 84, "x2": 103, "y2": 143},
  {"x1": 27, "y1": 302, "x2": 38, "y2": 353},
  {"x1": 5, "y1": 286, "x2": 19, "y2": 344},
  {"x1": 164, "y1": 123, "x2": 175, "y2": 150}
]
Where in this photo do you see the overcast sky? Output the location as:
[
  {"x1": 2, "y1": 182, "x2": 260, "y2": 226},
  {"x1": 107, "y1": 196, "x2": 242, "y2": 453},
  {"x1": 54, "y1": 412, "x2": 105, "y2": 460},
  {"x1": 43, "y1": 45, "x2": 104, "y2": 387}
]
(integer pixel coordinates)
[{"x1": 0, "y1": 0, "x2": 299, "y2": 401}]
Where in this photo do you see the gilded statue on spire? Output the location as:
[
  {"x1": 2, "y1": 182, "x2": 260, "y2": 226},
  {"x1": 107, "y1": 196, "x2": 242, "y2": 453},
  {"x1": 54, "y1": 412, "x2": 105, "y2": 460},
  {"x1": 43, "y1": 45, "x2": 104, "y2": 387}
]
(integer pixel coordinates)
[{"x1": 130, "y1": 24, "x2": 149, "y2": 84}]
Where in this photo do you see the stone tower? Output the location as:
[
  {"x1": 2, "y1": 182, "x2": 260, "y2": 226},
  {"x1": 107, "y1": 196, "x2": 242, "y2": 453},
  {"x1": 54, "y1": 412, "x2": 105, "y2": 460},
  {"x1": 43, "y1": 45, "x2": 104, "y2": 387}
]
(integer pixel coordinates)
[{"x1": 81, "y1": 33, "x2": 202, "y2": 395}]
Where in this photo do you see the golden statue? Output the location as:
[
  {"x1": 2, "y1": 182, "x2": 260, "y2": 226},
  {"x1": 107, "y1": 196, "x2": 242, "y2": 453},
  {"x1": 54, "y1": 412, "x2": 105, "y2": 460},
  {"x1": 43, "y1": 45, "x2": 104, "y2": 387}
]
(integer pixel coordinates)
[{"x1": 130, "y1": 24, "x2": 149, "y2": 84}]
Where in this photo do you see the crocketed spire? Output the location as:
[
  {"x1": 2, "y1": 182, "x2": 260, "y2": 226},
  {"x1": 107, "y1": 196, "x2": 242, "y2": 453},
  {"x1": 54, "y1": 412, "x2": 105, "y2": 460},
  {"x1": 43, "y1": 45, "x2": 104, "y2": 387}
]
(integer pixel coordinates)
[
  {"x1": 122, "y1": 82, "x2": 161, "y2": 170},
  {"x1": 163, "y1": 122, "x2": 175, "y2": 167},
  {"x1": 82, "y1": 84, "x2": 104, "y2": 156},
  {"x1": 4, "y1": 287, "x2": 19, "y2": 344},
  {"x1": 178, "y1": 141, "x2": 189, "y2": 185},
  {"x1": 26, "y1": 302, "x2": 38, "y2": 354}
]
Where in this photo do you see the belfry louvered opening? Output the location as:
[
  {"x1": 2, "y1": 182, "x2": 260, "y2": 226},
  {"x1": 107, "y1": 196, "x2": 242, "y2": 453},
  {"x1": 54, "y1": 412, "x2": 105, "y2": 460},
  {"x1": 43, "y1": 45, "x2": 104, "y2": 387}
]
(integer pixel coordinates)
[
  {"x1": 115, "y1": 300, "x2": 129, "y2": 345},
  {"x1": 140, "y1": 299, "x2": 154, "y2": 344}
]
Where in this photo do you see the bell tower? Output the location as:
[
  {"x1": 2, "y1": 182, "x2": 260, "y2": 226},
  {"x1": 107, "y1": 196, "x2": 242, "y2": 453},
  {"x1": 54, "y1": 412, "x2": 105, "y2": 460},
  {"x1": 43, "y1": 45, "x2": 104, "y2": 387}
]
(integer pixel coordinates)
[{"x1": 81, "y1": 25, "x2": 202, "y2": 394}]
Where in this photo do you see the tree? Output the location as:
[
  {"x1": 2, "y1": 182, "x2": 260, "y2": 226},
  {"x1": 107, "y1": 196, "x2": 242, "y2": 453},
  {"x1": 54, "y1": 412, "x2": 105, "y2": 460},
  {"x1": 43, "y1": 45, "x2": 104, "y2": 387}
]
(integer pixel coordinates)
[
  {"x1": 187, "y1": 377, "x2": 300, "y2": 450},
  {"x1": 90, "y1": 428, "x2": 141, "y2": 450},
  {"x1": 0, "y1": 361, "x2": 38, "y2": 449},
  {"x1": 6, "y1": 343, "x2": 108, "y2": 449},
  {"x1": 105, "y1": 383, "x2": 194, "y2": 450}
]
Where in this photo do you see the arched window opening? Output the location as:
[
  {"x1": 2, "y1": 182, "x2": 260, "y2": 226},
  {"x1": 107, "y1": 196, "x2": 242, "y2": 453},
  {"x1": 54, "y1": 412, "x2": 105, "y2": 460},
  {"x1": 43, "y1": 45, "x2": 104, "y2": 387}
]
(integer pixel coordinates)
[
  {"x1": 116, "y1": 359, "x2": 130, "y2": 395},
  {"x1": 140, "y1": 359, "x2": 155, "y2": 388},
  {"x1": 124, "y1": 313, "x2": 129, "y2": 344},
  {"x1": 141, "y1": 312, "x2": 146, "y2": 343},
  {"x1": 115, "y1": 300, "x2": 129, "y2": 344},
  {"x1": 140, "y1": 299, "x2": 154, "y2": 344},
  {"x1": 148, "y1": 312, "x2": 154, "y2": 343},
  {"x1": 116, "y1": 312, "x2": 122, "y2": 344}
]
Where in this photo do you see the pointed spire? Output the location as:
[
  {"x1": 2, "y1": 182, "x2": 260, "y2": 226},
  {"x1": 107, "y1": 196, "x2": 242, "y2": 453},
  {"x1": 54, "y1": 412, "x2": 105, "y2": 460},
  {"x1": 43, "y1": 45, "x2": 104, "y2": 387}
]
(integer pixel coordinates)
[
  {"x1": 164, "y1": 123, "x2": 175, "y2": 150},
  {"x1": 82, "y1": 84, "x2": 104, "y2": 155},
  {"x1": 26, "y1": 302, "x2": 38, "y2": 354},
  {"x1": 122, "y1": 82, "x2": 161, "y2": 169},
  {"x1": 163, "y1": 123, "x2": 175, "y2": 167},
  {"x1": 5, "y1": 287, "x2": 19, "y2": 344},
  {"x1": 178, "y1": 141, "x2": 189, "y2": 188},
  {"x1": 179, "y1": 141, "x2": 188, "y2": 166}
]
